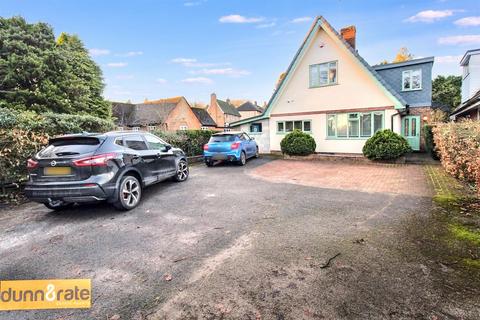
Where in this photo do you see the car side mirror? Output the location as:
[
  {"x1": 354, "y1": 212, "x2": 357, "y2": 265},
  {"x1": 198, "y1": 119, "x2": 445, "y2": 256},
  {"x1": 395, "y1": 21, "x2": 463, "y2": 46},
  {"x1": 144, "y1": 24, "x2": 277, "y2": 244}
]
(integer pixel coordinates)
[
  {"x1": 251, "y1": 137, "x2": 255, "y2": 141},
  {"x1": 162, "y1": 144, "x2": 172, "y2": 152}
]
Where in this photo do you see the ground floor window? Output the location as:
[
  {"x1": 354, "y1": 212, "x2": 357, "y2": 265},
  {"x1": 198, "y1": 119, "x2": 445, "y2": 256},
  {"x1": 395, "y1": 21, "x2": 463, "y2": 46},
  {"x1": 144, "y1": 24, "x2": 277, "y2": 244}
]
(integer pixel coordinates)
[
  {"x1": 250, "y1": 123, "x2": 262, "y2": 133},
  {"x1": 327, "y1": 111, "x2": 384, "y2": 139},
  {"x1": 276, "y1": 120, "x2": 311, "y2": 133},
  {"x1": 179, "y1": 125, "x2": 188, "y2": 131},
  {"x1": 148, "y1": 126, "x2": 156, "y2": 131},
  {"x1": 201, "y1": 126, "x2": 209, "y2": 131},
  {"x1": 131, "y1": 127, "x2": 140, "y2": 132}
]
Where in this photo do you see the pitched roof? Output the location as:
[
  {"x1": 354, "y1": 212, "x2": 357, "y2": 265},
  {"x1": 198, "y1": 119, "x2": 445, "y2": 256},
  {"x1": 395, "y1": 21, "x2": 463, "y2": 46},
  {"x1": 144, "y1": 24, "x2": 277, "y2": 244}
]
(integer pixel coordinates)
[
  {"x1": 111, "y1": 98, "x2": 180, "y2": 126},
  {"x1": 450, "y1": 89, "x2": 480, "y2": 117},
  {"x1": 372, "y1": 57, "x2": 434, "y2": 70},
  {"x1": 230, "y1": 16, "x2": 407, "y2": 127},
  {"x1": 217, "y1": 99, "x2": 241, "y2": 116},
  {"x1": 237, "y1": 101, "x2": 264, "y2": 113},
  {"x1": 191, "y1": 107, "x2": 217, "y2": 126}
]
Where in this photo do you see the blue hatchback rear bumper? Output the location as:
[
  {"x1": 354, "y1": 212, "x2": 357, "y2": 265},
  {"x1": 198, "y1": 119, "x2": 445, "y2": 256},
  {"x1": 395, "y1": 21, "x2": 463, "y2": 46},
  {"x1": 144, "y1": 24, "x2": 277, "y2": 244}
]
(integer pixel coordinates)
[{"x1": 204, "y1": 150, "x2": 241, "y2": 161}]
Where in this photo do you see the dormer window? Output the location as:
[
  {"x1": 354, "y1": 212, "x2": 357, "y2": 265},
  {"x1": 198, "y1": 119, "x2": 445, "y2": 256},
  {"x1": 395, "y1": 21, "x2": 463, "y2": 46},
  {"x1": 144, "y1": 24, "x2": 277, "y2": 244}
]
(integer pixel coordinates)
[
  {"x1": 402, "y1": 69, "x2": 422, "y2": 91},
  {"x1": 309, "y1": 61, "x2": 337, "y2": 87}
]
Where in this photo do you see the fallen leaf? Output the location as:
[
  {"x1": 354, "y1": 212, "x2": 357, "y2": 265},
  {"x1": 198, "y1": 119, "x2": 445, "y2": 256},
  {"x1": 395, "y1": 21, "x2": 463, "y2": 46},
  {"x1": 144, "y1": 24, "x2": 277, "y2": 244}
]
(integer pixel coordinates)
[{"x1": 164, "y1": 274, "x2": 172, "y2": 281}]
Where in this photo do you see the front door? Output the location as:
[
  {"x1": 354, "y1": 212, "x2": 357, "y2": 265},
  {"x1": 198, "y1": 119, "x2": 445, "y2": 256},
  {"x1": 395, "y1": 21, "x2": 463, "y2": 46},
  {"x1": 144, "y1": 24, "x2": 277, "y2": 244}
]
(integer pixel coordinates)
[{"x1": 402, "y1": 116, "x2": 420, "y2": 151}]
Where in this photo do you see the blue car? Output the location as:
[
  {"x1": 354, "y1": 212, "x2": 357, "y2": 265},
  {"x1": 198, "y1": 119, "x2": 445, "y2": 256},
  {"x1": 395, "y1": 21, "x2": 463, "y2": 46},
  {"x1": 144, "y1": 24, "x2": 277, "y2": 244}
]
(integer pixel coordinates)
[{"x1": 203, "y1": 131, "x2": 259, "y2": 166}]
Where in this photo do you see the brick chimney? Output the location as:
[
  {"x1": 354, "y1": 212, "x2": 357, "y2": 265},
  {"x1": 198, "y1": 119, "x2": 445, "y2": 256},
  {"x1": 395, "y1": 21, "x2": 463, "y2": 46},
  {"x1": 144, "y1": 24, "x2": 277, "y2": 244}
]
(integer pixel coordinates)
[{"x1": 340, "y1": 25, "x2": 356, "y2": 49}]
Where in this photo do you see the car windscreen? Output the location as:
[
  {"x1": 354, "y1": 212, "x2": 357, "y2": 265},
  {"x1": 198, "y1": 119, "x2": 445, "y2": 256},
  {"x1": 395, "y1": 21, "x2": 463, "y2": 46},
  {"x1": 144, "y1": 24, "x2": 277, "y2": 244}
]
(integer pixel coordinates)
[
  {"x1": 208, "y1": 134, "x2": 237, "y2": 143},
  {"x1": 38, "y1": 137, "x2": 102, "y2": 158}
]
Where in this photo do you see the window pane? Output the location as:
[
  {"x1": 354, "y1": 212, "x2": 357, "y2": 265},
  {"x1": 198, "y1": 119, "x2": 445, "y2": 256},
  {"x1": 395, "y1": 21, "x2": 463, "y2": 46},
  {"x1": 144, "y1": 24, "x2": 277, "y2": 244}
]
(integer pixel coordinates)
[
  {"x1": 309, "y1": 65, "x2": 319, "y2": 87},
  {"x1": 303, "y1": 121, "x2": 311, "y2": 132},
  {"x1": 360, "y1": 113, "x2": 371, "y2": 137},
  {"x1": 329, "y1": 62, "x2": 337, "y2": 84},
  {"x1": 327, "y1": 115, "x2": 336, "y2": 136},
  {"x1": 285, "y1": 121, "x2": 293, "y2": 132},
  {"x1": 294, "y1": 121, "x2": 302, "y2": 130},
  {"x1": 124, "y1": 136, "x2": 148, "y2": 150},
  {"x1": 250, "y1": 123, "x2": 262, "y2": 132},
  {"x1": 411, "y1": 69, "x2": 421, "y2": 89},
  {"x1": 348, "y1": 118, "x2": 359, "y2": 137},
  {"x1": 404, "y1": 118, "x2": 409, "y2": 136},
  {"x1": 403, "y1": 71, "x2": 411, "y2": 90},
  {"x1": 277, "y1": 122, "x2": 284, "y2": 132},
  {"x1": 411, "y1": 118, "x2": 416, "y2": 136},
  {"x1": 374, "y1": 113, "x2": 383, "y2": 133},
  {"x1": 319, "y1": 64, "x2": 328, "y2": 85},
  {"x1": 337, "y1": 114, "x2": 348, "y2": 137}
]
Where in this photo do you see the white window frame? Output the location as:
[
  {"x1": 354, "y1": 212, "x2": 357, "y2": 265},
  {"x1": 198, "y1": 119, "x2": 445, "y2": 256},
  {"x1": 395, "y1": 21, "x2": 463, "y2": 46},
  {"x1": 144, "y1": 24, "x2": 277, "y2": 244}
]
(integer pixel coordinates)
[
  {"x1": 249, "y1": 123, "x2": 263, "y2": 133},
  {"x1": 131, "y1": 127, "x2": 140, "y2": 132},
  {"x1": 276, "y1": 120, "x2": 312, "y2": 134},
  {"x1": 179, "y1": 125, "x2": 188, "y2": 131},
  {"x1": 402, "y1": 69, "x2": 422, "y2": 91},
  {"x1": 117, "y1": 126, "x2": 124, "y2": 131},
  {"x1": 201, "y1": 126, "x2": 209, "y2": 131},
  {"x1": 327, "y1": 111, "x2": 384, "y2": 139},
  {"x1": 309, "y1": 61, "x2": 338, "y2": 88},
  {"x1": 148, "y1": 125, "x2": 156, "y2": 131}
]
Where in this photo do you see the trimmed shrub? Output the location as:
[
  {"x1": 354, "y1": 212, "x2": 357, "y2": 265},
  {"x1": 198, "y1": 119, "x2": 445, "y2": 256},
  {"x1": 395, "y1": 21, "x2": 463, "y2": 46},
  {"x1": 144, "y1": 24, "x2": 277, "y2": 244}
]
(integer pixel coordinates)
[
  {"x1": 0, "y1": 129, "x2": 49, "y2": 183},
  {"x1": 433, "y1": 120, "x2": 480, "y2": 187},
  {"x1": 280, "y1": 130, "x2": 316, "y2": 156},
  {"x1": 154, "y1": 130, "x2": 215, "y2": 157},
  {"x1": 362, "y1": 129, "x2": 411, "y2": 160},
  {"x1": 0, "y1": 108, "x2": 115, "y2": 136}
]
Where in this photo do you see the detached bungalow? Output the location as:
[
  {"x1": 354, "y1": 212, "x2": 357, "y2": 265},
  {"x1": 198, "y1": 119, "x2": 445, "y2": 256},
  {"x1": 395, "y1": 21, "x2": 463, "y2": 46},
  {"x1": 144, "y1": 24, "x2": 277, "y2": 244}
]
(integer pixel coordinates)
[{"x1": 230, "y1": 16, "x2": 435, "y2": 154}]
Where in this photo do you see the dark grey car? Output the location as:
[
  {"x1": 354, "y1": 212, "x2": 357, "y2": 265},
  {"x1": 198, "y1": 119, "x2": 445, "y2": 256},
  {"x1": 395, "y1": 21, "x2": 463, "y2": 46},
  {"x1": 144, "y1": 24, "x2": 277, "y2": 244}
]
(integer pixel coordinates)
[{"x1": 25, "y1": 131, "x2": 189, "y2": 210}]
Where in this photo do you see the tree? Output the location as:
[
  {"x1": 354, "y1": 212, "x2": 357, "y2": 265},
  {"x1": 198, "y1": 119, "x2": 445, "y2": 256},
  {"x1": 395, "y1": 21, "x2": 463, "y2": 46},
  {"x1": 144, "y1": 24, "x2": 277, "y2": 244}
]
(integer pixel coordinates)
[
  {"x1": 0, "y1": 16, "x2": 110, "y2": 118},
  {"x1": 393, "y1": 47, "x2": 413, "y2": 63},
  {"x1": 432, "y1": 75, "x2": 462, "y2": 112}
]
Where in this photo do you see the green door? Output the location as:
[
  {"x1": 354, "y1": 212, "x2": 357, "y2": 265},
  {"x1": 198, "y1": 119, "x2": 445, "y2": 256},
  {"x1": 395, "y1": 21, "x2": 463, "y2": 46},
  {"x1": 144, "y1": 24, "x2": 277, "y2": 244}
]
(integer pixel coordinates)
[{"x1": 401, "y1": 116, "x2": 420, "y2": 151}]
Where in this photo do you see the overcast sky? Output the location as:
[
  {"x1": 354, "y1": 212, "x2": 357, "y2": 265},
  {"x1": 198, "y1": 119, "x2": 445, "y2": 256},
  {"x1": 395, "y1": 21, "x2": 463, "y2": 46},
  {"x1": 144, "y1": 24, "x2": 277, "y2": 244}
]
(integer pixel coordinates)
[{"x1": 2, "y1": 0, "x2": 479, "y2": 104}]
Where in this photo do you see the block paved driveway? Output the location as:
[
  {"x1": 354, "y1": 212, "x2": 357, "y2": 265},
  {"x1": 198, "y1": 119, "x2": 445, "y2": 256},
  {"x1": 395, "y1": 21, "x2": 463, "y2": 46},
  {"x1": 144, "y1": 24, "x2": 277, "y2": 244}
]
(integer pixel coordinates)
[{"x1": 1, "y1": 158, "x2": 478, "y2": 319}]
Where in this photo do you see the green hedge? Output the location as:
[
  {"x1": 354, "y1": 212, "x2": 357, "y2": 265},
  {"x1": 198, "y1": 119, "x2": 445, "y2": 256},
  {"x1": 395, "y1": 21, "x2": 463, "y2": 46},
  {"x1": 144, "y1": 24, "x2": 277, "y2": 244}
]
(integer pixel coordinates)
[
  {"x1": 362, "y1": 129, "x2": 411, "y2": 160},
  {"x1": 0, "y1": 108, "x2": 115, "y2": 136},
  {"x1": 280, "y1": 130, "x2": 316, "y2": 156},
  {"x1": 154, "y1": 130, "x2": 215, "y2": 157}
]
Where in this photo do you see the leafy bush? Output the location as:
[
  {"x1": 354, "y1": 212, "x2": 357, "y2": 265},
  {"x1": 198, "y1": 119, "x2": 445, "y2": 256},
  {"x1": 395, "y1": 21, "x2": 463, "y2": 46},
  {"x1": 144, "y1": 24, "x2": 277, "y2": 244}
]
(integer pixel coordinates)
[
  {"x1": 0, "y1": 129, "x2": 49, "y2": 183},
  {"x1": 362, "y1": 129, "x2": 411, "y2": 160},
  {"x1": 0, "y1": 108, "x2": 114, "y2": 136},
  {"x1": 424, "y1": 124, "x2": 439, "y2": 160},
  {"x1": 280, "y1": 130, "x2": 316, "y2": 156},
  {"x1": 433, "y1": 121, "x2": 480, "y2": 187},
  {"x1": 154, "y1": 130, "x2": 215, "y2": 157}
]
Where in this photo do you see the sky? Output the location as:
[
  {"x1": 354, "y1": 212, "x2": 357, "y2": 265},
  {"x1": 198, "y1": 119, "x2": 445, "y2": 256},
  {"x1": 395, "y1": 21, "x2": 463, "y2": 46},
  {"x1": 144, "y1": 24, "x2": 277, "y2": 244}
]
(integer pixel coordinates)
[{"x1": 1, "y1": 0, "x2": 479, "y2": 104}]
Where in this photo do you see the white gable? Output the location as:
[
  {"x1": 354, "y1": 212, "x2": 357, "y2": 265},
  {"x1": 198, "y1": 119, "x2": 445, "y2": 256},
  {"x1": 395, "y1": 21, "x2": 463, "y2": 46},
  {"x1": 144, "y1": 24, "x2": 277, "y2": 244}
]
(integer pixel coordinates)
[{"x1": 271, "y1": 25, "x2": 397, "y2": 115}]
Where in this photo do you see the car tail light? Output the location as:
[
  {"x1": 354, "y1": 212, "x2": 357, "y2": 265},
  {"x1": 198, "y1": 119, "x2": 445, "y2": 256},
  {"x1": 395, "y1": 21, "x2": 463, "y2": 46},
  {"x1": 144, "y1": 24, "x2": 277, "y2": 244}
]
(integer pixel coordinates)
[
  {"x1": 27, "y1": 158, "x2": 38, "y2": 169},
  {"x1": 231, "y1": 142, "x2": 241, "y2": 150},
  {"x1": 203, "y1": 144, "x2": 209, "y2": 151},
  {"x1": 73, "y1": 153, "x2": 116, "y2": 167}
]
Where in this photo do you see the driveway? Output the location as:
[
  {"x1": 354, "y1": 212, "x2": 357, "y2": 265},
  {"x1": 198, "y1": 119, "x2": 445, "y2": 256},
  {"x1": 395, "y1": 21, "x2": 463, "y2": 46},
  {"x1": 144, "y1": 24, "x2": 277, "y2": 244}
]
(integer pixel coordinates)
[{"x1": 0, "y1": 158, "x2": 478, "y2": 319}]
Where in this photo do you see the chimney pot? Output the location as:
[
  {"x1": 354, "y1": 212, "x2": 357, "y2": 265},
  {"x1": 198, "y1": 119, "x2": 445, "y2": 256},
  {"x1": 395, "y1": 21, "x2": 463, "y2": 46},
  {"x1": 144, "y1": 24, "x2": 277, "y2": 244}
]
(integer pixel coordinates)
[{"x1": 340, "y1": 25, "x2": 356, "y2": 49}]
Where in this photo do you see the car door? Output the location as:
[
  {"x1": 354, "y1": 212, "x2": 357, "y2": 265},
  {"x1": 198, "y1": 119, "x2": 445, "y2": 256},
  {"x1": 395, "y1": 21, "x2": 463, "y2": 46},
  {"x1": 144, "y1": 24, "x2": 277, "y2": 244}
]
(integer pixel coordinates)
[
  {"x1": 244, "y1": 133, "x2": 257, "y2": 157},
  {"x1": 144, "y1": 134, "x2": 177, "y2": 180},
  {"x1": 123, "y1": 135, "x2": 157, "y2": 186}
]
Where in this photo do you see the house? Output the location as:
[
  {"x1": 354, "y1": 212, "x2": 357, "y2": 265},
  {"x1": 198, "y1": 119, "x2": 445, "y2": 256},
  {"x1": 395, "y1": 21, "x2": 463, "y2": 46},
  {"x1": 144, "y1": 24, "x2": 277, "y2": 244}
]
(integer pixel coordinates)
[
  {"x1": 191, "y1": 107, "x2": 218, "y2": 130},
  {"x1": 450, "y1": 49, "x2": 480, "y2": 120},
  {"x1": 112, "y1": 96, "x2": 210, "y2": 131},
  {"x1": 230, "y1": 16, "x2": 434, "y2": 153},
  {"x1": 237, "y1": 101, "x2": 264, "y2": 120},
  {"x1": 206, "y1": 93, "x2": 241, "y2": 128}
]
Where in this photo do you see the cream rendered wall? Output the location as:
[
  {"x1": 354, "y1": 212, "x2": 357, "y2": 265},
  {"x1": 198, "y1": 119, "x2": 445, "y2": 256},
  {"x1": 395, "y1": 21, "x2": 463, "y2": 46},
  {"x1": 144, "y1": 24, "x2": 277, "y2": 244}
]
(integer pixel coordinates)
[
  {"x1": 236, "y1": 119, "x2": 270, "y2": 153},
  {"x1": 267, "y1": 27, "x2": 401, "y2": 153}
]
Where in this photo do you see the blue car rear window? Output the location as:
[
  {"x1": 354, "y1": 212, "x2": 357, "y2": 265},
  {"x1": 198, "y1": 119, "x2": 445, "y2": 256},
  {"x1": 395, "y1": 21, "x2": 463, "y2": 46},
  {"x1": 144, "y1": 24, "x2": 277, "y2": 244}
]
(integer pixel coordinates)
[{"x1": 209, "y1": 135, "x2": 236, "y2": 143}]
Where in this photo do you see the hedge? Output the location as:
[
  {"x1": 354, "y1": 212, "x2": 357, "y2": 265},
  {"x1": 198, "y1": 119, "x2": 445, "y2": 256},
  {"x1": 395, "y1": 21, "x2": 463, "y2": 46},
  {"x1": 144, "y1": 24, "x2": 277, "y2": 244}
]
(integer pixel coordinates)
[
  {"x1": 280, "y1": 130, "x2": 316, "y2": 156},
  {"x1": 433, "y1": 120, "x2": 480, "y2": 189},
  {"x1": 154, "y1": 129, "x2": 214, "y2": 157},
  {"x1": 362, "y1": 129, "x2": 411, "y2": 160}
]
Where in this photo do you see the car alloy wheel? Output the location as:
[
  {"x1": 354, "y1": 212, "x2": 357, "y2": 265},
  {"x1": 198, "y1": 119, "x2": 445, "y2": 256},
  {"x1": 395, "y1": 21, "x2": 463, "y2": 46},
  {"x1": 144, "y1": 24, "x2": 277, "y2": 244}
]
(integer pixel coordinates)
[
  {"x1": 239, "y1": 152, "x2": 246, "y2": 166},
  {"x1": 121, "y1": 177, "x2": 141, "y2": 208},
  {"x1": 176, "y1": 160, "x2": 189, "y2": 181}
]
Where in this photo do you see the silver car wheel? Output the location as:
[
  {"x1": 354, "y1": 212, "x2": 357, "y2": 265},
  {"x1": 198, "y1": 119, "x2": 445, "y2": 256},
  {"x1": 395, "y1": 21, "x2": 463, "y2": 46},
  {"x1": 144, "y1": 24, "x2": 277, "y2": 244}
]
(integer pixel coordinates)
[
  {"x1": 122, "y1": 178, "x2": 140, "y2": 207},
  {"x1": 177, "y1": 160, "x2": 189, "y2": 181}
]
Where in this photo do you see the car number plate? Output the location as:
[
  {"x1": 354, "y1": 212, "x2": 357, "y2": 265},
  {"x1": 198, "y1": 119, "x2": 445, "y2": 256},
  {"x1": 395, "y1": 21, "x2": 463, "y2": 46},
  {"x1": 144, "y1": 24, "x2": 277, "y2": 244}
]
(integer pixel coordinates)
[{"x1": 44, "y1": 167, "x2": 72, "y2": 176}]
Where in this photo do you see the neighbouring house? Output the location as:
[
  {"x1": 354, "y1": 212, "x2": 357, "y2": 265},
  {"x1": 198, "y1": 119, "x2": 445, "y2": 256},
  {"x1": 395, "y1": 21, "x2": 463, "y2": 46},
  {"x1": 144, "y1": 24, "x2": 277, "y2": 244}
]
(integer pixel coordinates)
[
  {"x1": 206, "y1": 93, "x2": 241, "y2": 129},
  {"x1": 450, "y1": 49, "x2": 480, "y2": 120},
  {"x1": 237, "y1": 101, "x2": 264, "y2": 120},
  {"x1": 191, "y1": 107, "x2": 218, "y2": 130},
  {"x1": 230, "y1": 16, "x2": 435, "y2": 153},
  {"x1": 112, "y1": 96, "x2": 208, "y2": 131}
]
